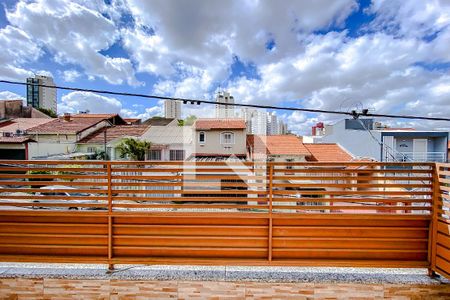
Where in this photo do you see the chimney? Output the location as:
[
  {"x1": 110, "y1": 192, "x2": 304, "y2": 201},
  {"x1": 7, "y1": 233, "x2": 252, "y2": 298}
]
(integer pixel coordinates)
[{"x1": 63, "y1": 113, "x2": 71, "y2": 122}]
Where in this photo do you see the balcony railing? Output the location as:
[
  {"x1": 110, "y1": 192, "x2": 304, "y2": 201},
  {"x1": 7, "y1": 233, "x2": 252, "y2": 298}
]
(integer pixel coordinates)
[
  {"x1": 394, "y1": 151, "x2": 446, "y2": 162},
  {"x1": 0, "y1": 160, "x2": 448, "y2": 280}
]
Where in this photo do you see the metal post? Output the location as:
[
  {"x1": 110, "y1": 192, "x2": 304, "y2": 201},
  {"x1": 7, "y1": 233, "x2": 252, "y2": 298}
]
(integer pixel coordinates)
[
  {"x1": 428, "y1": 163, "x2": 440, "y2": 277},
  {"x1": 268, "y1": 164, "x2": 273, "y2": 262},
  {"x1": 107, "y1": 162, "x2": 114, "y2": 270}
]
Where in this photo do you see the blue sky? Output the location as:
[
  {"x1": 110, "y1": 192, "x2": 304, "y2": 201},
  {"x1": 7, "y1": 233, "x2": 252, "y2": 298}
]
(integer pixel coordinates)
[{"x1": 0, "y1": 0, "x2": 449, "y2": 134}]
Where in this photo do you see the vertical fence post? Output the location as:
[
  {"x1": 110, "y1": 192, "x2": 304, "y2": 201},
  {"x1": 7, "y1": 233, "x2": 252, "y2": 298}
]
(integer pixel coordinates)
[
  {"x1": 268, "y1": 163, "x2": 273, "y2": 263},
  {"x1": 428, "y1": 163, "x2": 439, "y2": 277},
  {"x1": 107, "y1": 162, "x2": 114, "y2": 271}
]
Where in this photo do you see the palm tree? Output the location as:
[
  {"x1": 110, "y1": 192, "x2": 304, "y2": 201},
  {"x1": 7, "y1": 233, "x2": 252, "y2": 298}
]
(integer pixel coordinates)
[{"x1": 116, "y1": 138, "x2": 151, "y2": 161}]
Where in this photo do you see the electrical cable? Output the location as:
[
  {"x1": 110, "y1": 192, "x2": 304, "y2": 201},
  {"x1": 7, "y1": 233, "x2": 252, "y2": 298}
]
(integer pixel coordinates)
[{"x1": 1, "y1": 79, "x2": 450, "y2": 122}]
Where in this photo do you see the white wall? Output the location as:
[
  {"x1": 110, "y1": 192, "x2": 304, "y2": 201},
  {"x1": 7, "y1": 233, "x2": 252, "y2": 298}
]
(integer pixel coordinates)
[
  {"x1": 28, "y1": 142, "x2": 77, "y2": 159},
  {"x1": 194, "y1": 129, "x2": 246, "y2": 155},
  {"x1": 321, "y1": 120, "x2": 382, "y2": 160}
]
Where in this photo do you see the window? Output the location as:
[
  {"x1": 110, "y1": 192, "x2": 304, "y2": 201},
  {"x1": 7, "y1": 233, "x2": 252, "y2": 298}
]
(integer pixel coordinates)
[
  {"x1": 87, "y1": 147, "x2": 97, "y2": 153},
  {"x1": 170, "y1": 150, "x2": 185, "y2": 161},
  {"x1": 199, "y1": 131, "x2": 206, "y2": 143},
  {"x1": 221, "y1": 132, "x2": 234, "y2": 144},
  {"x1": 148, "y1": 149, "x2": 162, "y2": 161},
  {"x1": 286, "y1": 158, "x2": 294, "y2": 170}
]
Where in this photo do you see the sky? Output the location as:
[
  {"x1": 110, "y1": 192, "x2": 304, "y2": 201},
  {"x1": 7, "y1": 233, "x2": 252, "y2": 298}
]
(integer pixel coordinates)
[{"x1": 0, "y1": 0, "x2": 449, "y2": 135}]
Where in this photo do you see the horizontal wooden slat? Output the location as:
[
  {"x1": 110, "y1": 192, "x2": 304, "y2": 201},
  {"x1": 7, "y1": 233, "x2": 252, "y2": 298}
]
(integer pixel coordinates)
[
  {"x1": 273, "y1": 237, "x2": 427, "y2": 249},
  {"x1": 0, "y1": 181, "x2": 108, "y2": 186},
  {"x1": 113, "y1": 246, "x2": 267, "y2": 258},
  {"x1": 0, "y1": 174, "x2": 108, "y2": 179},
  {"x1": 114, "y1": 225, "x2": 268, "y2": 236},
  {"x1": 272, "y1": 190, "x2": 432, "y2": 196},
  {"x1": 273, "y1": 226, "x2": 428, "y2": 238},
  {"x1": 273, "y1": 248, "x2": 427, "y2": 260},
  {"x1": 0, "y1": 223, "x2": 107, "y2": 234},
  {"x1": 114, "y1": 236, "x2": 267, "y2": 247},
  {"x1": 0, "y1": 188, "x2": 108, "y2": 194},
  {"x1": 0, "y1": 244, "x2": 106, "y2": 256},
  {"x1": 0, "y1": 234, "x2": 107, "y2": 245},
  {"x1": 272, "y1": 205, "x2": 431, "y2": 211}
]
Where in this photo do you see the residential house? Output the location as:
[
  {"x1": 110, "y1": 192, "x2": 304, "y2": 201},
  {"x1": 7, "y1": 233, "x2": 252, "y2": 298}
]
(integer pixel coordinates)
[
  {"x1": 77, "y1": 124, "x2": 150, "y2": 160},
  {"x1": 303, "y1": 143, "x2": 354, "y2": 162},
  {"x1": 319, "y1": 118, "x2": 449, "y2": 162},
  {"x1": 191, "y1": 119, "x2": 247, "y2": 161},
  {"x1": 71, "y1": 113, "x2": 127, "y2": 125},
  {"x1": 246, "y1": 135, "x2": 311, "y2": 162},
  {"x1": 0, "y1": 99, "x2": 51, "y2": 119},
  {"x1": 26, "y1": 114, "x2": 111, "y2": 159},
  {"x1": 0, "y1": 118, "x2": 54, "y2": 159},
  {"x1": 247, "y1": 136, "x2": 357, "y2": 212},
  {"x1": 123, "y1": 118, "x2": 142, "y2": 125},
  {"x1": 141, "y1": 125, "x2": 192, "y2": 161},
  {"x1": 141, "y1": 117, "x2": 177, "y2": 127}
]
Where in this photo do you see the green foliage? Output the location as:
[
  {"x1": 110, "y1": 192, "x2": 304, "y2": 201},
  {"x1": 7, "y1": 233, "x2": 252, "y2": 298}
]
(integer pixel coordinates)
[
  {"x1": 37, "y1": 107, "x2": 57, "y2": 118},
  {"x1": 117, "y1": 138, "x2": 151, "y2": 161},
  {"x1": 178, "y1": 115, "x2": 197, "y2": 126},
  {"x1": 28, "y1": 170, "x2": 52, "y2": 175},
  {"x1": 93, "y1": 150, "x2": 107, "y2": 160}
]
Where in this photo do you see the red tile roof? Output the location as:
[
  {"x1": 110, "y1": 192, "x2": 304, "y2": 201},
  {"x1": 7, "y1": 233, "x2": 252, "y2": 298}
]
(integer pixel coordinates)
[
  {"x1": 0, "y1": 136, "x2": 34, "y2": 143},
  {"x1": 0, "y1": 118, "x2": 53, "y2": 132},
  {"x1": 192, "y1": 153, "x2": 246, "y2": 157},
  {"x1": 72, "y1": 113, "x2": 118, "y2": 118},
  {"x1": 195, "y1": 119, "x2": 246, "y2": 130},
  {"x1": 27, "y1": 117, "x2": 106, "y2": 134},
  {"x1": 247, "y1": 135, "x2": 311, "y2": 156},
  {"x1": 78, "y1": 125, "x2": 150, "y2": 144},
  {"x1": 304, "y1": 143, "x2": 353, "y2": 162}
]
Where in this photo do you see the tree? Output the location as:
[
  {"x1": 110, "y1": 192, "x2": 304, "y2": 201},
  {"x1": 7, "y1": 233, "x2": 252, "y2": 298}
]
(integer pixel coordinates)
[
  {"x1": 37, "y1": 107, "x2": 57, "y2": 118},
  {"x1": 116, "y1": 138, "x2": 151, "y2": 161},
  {"x1": 178, "y1": 115, "x2": 197, "y2": 126}
]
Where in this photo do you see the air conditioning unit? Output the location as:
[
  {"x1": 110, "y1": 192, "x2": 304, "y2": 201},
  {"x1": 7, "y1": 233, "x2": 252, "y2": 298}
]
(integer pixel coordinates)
[
  {"x1": 2, "y1": 132, "x2": 12, "y2": 137},
  {"x1": 16, "y1": 129, "x2": 24, "y2": 135}
]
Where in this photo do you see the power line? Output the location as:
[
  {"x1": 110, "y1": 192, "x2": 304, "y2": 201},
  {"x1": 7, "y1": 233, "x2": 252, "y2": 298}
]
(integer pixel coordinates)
[{"x1": 1, "y1": 79, "x2": 450, "y2": 122}]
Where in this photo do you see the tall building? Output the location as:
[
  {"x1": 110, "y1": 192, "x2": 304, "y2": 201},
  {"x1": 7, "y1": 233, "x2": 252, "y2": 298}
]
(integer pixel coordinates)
[
  {"x1": 26, "y1": 75, "x2": 57, "y2": 112},
  {"x1": 215, "y1": 91, "x2": 235, "y2": 118},
  {"x1": 164, "y1": 100, "x2": 181, "y2": 119},
  {"x1": 240, "y1": 109, "x2": 288, "y2": 135},
  {"x1": 266, "y1": 112, "x2": 280, "y2": 135}
]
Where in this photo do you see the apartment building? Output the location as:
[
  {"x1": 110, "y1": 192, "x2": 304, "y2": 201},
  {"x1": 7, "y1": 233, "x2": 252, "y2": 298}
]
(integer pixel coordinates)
[
  {"x1": 26, "y1": 75, "x2": 57, "y2": 112},
  {"x1": 318, "y1": 118, "x2": 449, "y2": 162}
]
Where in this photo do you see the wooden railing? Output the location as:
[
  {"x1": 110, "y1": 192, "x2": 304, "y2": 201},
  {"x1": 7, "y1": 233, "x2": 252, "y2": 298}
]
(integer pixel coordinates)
[
  {"x1": 430, "y1": 163, "x2": 450, "y2": 278},
  {"x1": 0, "y1": 160, "x2": 443, "y2": 273}
]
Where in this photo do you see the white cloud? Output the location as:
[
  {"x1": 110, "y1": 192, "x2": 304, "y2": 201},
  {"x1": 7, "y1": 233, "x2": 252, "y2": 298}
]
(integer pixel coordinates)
[
  {"x1": 122, "y1": 0, "x2": 357, "y2": 84},
  {"x1": 367, "y1": 0, "x2": 450, "y2": 38},
  {"x1": 1, "y1": 0, "x2": 450, "y2": 135},
  {"x1": 0, "y1": 90, "x2": 26, "y2": 101},
  {"x1": 0, "y1": 25, "x2": 41, "y2": 80},
  {"x1": 6, "y1": 0, "x2": 141, "y2": 85},
  {"x1": 120, "y1": 101, "x2": 164, "y2": 120},
  {"x1": 59, "y1": 91, "x2": 123, "y2": 114},
  {"x1": 62, "y1": 70, "x2": 81, "y2": 82}
]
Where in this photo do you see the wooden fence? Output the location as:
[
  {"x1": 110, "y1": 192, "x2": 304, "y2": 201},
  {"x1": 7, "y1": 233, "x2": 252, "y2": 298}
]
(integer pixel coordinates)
[{"x1": 0, "y1": 160, "x2": 447, "y2": 278}]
